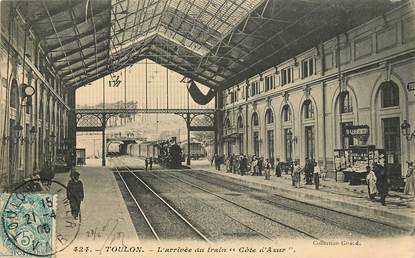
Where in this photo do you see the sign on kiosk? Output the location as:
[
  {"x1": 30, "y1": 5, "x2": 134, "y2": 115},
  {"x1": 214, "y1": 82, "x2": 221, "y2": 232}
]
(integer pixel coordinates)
[{"x1": 343, "y1": 125, "x2": 370, "y2": 137}]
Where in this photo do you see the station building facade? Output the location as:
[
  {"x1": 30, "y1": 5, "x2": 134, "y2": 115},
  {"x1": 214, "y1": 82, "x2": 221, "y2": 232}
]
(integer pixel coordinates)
[
  {"x1": 221, "y1": 3, "x2": 415, "y2": 178},
  {"x1": 0, "y1": 3, "x2": 74, "y2": 190}
]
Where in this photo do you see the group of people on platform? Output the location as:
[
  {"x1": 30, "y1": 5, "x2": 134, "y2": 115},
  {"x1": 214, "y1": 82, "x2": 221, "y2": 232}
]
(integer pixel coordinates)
[
  {"x1": 211, "y1": 154, "x2": 326, "y2": 190},
  {"x1": 366, "y1": 160, "x2": 415, "y2": 206},
  {"x1": 211, "y1": 153, "x2": 415, "y2": 206},
  {"x1": 290, "y1": 158, "x2": 325, "y2": 190}
]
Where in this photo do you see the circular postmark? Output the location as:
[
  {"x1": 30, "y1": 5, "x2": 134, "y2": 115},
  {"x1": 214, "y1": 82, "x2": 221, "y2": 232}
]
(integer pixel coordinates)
[{"x1": 1, "y1": 179, "x2": 81, "y2": 256}]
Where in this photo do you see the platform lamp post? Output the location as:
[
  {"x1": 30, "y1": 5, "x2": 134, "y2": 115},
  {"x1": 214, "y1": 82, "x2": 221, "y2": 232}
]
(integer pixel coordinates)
[{"x1": 401, "y1": 120, "x2": 415, "y2": 141}]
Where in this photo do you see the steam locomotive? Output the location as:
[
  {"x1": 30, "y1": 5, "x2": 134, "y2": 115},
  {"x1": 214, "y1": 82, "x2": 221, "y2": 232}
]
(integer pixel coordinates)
[
  {"x1": 158, "y1": 137, "x2": 183, "y2": 168},
  {"x1": 125, "y1": 137, "x2": 183, "y2": 168}
]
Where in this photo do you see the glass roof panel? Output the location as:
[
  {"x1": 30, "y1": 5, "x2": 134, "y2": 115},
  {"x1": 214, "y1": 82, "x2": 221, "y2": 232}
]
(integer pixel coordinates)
[{"x1": 110, "y1": 0, "x2": 263, "y2": 57}]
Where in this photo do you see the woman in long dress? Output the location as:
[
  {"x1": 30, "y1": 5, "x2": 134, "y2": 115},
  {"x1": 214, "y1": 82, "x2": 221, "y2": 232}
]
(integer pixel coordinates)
[
  {"x1": 366, "y1": 166, "x2": 377, "y2": 201},
  {"x1": 404, "y1": 161, "x2": 415, "y2": 195},
  {"x1": 292, "y1": 161, "x2": 302, "y2": 188}
]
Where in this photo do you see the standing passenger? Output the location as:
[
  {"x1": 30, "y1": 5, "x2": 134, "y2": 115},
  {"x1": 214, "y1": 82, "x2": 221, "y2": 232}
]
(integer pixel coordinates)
[
  {"x1": 313, "y1": 161, "x2": 321, "y2": 190},
  {"x1": 304, "y1": 158, "x2": 314, "y2": 185},
  {"x1": 67, "y1": 170, "x2": 84, "y2": 220},
  {"x1": 292, "y1": 161, "x2": 302, "y2": 188},
  {"x1": 241, "y1": 155, "x2": 247, "y2": 176},
  {"x1": 149, "y1": 157, "x2": 153, "y2": 170},
  {"x1": 264, "y1": 159, "x2": 271, "y2": 180},
  {"x1": 214, "y1": 154, "x2": 221, "y2": 171},
  {"x1": 233, "y1": 155, "x2": 238, "y2": 174},
  {"x1": 366, "y1": 166, "x2": 377, "y2": 201},
  {"x1": 145, "y1": 158, "x2": 148, "y2": 171},
  {"x1": 258, "y1": 157, "x2": 264, "y2": 176},
  {"x1": 275, "y1": 158, "x2": 282, "y2": 177},
  {"x1": 404, "y1": 161, "x2": 415, "y2": 195},
  {"x1": 375, "y1": 162, "x2": 389, "y2": 206},
  {"x1": 251, "y1": 157, "x2": 258, "y2": 176}
]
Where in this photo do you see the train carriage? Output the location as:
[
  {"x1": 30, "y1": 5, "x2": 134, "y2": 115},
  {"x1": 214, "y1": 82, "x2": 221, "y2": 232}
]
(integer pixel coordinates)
[{"x1": 180, "y1": 142, "x2": 206, "y2": 160}]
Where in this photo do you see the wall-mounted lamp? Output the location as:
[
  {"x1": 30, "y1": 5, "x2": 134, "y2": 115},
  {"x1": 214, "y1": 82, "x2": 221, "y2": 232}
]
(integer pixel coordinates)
[{"x1": 401, "y1": 120, "x2": 415, "y2": 141}]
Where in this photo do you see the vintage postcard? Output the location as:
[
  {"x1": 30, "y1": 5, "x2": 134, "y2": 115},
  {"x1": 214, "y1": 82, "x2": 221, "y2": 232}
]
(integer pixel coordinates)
[{"x1": 0, "y1": 0, "x2": 414, "y2": 257}]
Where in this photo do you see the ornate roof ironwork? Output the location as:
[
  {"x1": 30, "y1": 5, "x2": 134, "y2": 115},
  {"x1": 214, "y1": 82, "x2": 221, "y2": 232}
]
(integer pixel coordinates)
[{"x1": 12, "y1": 0, "x2": 403, "y2": 89}]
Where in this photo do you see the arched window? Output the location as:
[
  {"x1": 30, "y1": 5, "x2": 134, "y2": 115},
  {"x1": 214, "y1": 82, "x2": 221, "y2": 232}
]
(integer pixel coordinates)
[
  {"x1": 303, "y1": 100, "x2": 314, "y2": 119},
  {"x1": 265, "y1": 109, "x2": 274, "y2": 124},
  {"x1": 282, "y1": 105, "x2": 291, "y2": 122},
  {"x1": 10, "y1": 79, "x2": 19, "y2": 109},
  {"x1": 237, "y1": 116, "x2": 243, "y2": 129},
  {"x1": 252, "y1": 112, "x2": 259, "y2": 126},
  {"x1": 380, "y1": 81, "x2": 399, "y2": 108},
  {"x1": 340, "y1": 91, "x2": 353, "y2": 113}
]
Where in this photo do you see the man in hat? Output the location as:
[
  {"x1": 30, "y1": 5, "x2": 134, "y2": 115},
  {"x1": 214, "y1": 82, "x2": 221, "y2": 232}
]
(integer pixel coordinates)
[
  {"x1": 144, "y1": 158, "x2": 149, "y2": 171},
  {"x1": 304, "y1": 157, "x2": 314, "y2": 185},
  {"x1": 149, "y1": 157, "x2": 153, "y2": 170},
  {"x1": 67, "y1": 169, "x2": 84, "y2": 219},
  {"x1": 275, "y1": 158, "x2": 282, "y2": 177},
  {"x1": 374, "y1": 161, "x2": 388, "y2": 206}
]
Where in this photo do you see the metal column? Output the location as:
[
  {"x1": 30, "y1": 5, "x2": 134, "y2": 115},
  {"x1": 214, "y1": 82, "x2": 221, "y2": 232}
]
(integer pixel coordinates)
[
  {"x1": 102, "y1": 77, "x2": 106, "y2": 167},
  {"x1": 102, "y1": 114, "x2": 106, "y2": 167},
  {"x1": 186, "y1": 113, "x2": 191, "y2": 166}
]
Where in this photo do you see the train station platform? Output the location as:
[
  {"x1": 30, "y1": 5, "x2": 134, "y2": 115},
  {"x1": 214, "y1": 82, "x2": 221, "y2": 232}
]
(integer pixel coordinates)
[
  {"x1": 54, "y1": 162, "x2": 139, "y2": 256},
  {"x1": 190, "y1": 160, "x2": 415, "y2": 230}
]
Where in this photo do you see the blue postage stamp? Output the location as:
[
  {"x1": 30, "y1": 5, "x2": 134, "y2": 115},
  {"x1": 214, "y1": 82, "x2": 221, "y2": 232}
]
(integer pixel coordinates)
[
  {"x1": 0, "y1": 192, "x2": 54, "y2": 257},
  {"x1": 0, "y1": 179, "x2": 81, "y2": 257}
]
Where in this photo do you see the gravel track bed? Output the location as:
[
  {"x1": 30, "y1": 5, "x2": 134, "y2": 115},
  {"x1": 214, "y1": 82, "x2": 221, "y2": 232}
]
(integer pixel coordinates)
[
  {"x1": 138, "y1": 172, "x2": 308, "y2": 240},
  {"x1": 180, "y1": 170, "x2": 408, "y2": 237},
  {"x1": 117, "y1": 172, "x2": 204, "y2": 240},
  {"x1": 167, "y1": 171, "x2": 370, "y2": 239}
]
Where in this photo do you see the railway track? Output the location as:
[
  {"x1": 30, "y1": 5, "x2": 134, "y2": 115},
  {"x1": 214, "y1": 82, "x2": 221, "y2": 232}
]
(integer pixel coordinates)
[
  {"x1": 114, "y1": 167, "x2": 210, "y2": 242},
  {"x1": 148, "y1": 171, "x2": 321, "y2": 239},
  {"x1": 140, "y1": 172, "x2": 275, "y2": 240},
  {"x1": 112, "y1": 157, "x2": 409, "y2": 239},
  {"x1": 175, "y1": 170, "x2": 409, "y2": 237}
]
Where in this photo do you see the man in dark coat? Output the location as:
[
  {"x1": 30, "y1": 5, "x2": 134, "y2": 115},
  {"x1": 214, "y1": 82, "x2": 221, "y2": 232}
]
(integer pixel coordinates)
[
  {"x1": 145, "y1": 158, "x2": 148, "y2": 171},
  {"x1": 257, "y1": 157, "x2": 263, "y2": 176},
  {"x1": 149, "y1": 157, "x2": 153, "y2": 170},
  {"x1": 240, "y1": 155, "x2": 247, "y2": 176},
  {"x1": 214, "y1": 154, "x2": 221, "y2": 171},
  {"x1": 304, "y1": 158, "x2": 315, "y2": 185},
  {"x1": 275, "y1": 158, "x2": 282, "y2": 177},
  {"x1": 375, "y1": 163, "x2": 389, "y2": 206},
  {"x1": 67, "y1": 170, "x2": 84, "y2": 219}
]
